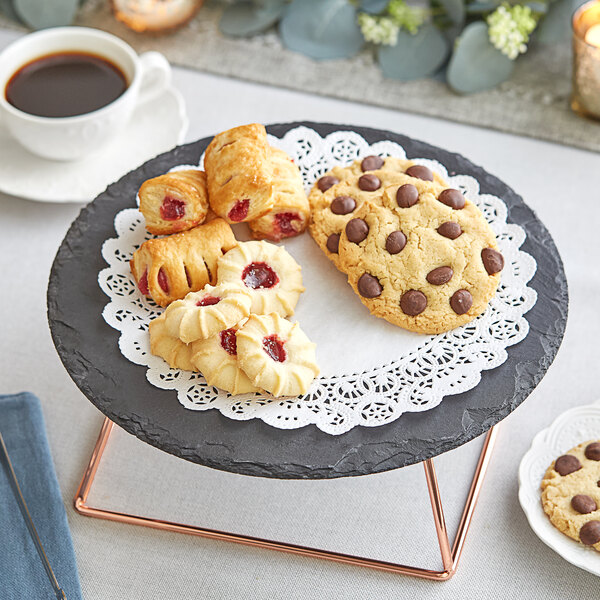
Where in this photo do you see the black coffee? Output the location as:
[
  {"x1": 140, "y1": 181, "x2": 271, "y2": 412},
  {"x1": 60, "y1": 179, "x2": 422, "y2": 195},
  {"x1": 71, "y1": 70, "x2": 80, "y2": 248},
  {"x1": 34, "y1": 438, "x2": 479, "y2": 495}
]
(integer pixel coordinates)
[{"x1": 5, "y1": 51, "x2": 128, "y2": 118}]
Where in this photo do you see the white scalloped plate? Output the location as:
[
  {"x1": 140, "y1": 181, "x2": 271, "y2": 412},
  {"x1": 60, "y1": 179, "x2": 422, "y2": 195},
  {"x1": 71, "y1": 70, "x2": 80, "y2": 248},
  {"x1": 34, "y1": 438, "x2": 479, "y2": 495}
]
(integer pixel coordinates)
[{"x1": 518, "y1": 400, "x2": 600, "y2": 576}]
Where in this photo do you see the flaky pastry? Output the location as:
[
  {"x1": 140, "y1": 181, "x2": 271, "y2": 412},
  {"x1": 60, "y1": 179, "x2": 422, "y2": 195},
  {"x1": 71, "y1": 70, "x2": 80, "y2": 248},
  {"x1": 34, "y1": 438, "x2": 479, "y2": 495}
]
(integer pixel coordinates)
[
  {"x1": 204, "y1": 123, "x2": 274, "y2": 224},
  {"x1": 249, "y1": 147, "x2": 309, "y2": 242},
  {"x1": 130, "y1": 218, "x2": 237, "y2": 307},
  {"x1": 138, "y1": 169, "x2": 209, "y2": 235}
]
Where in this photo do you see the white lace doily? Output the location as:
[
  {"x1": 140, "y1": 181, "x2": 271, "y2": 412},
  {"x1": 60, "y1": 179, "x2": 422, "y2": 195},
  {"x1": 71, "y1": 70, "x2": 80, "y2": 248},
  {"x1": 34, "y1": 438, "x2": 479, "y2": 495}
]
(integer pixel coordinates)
[{"x1": 99, "y1": 126, "x2": 537, "y2": 435}]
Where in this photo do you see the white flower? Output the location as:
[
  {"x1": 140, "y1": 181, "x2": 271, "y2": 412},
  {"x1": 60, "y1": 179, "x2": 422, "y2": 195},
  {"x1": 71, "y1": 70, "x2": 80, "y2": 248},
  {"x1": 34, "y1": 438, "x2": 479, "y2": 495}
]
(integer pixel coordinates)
[
  {"x1": 358, "y1": 14, "x2": 399, "y2": 46},
  {"x1": 487, "y1": 4, "x2": 537, "y2": 60}
]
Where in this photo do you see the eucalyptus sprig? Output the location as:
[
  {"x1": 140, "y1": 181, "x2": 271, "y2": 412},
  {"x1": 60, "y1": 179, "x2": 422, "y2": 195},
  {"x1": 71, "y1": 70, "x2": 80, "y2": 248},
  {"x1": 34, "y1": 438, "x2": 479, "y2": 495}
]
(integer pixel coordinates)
[{"x1": 0, "y1": 0, "x2": 577, "y2": 95}]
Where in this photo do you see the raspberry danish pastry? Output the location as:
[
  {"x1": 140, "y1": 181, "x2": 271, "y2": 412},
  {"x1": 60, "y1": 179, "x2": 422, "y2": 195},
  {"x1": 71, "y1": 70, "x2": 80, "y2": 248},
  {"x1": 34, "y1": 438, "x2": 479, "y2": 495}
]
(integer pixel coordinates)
[
  {"x1": 204, "y1": 123, "x2": 274, "y2": 223},
  {"x1": 149, "y1": 314, "x2": 196, "y2": 371},
  {"x1": 249, "y1": 147, "x2": 309, "y2": 242},
  {"x1": 216, "y1": 241, "x2": 304, "y2": 317},
  {"x1": 130, "y1": 218, "x2": 237, "y2": 307},
  {"x1": 236, "y1": 314, "x2": 319, "y2": 397},
  {"x1": 164, "y1": 283, "x2": 252, "y2": 343},
  {"x1": 138, "y1": 169, "x2": 209, "y2": 235},
  {"x1": 192, "y1": 321, "x2": 260, "y2": 395}
]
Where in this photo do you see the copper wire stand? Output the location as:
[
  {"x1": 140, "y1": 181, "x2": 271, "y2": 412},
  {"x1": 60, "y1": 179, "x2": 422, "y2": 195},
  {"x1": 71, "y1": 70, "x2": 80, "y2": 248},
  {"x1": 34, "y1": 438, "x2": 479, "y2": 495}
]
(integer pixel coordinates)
[{"x1": 74, "y1": 417, "x2": 498, "y2": 581}]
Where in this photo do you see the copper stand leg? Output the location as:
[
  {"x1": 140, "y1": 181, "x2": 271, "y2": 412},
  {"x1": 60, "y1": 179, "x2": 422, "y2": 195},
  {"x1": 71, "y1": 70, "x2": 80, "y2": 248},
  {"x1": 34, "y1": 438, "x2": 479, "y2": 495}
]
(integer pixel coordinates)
[
  {"x1": 74, "y1": 418, "x2": 498, "y2": 581},
  {"x1": 423, "y1": 459, "x2": 453, "y2": 575}
]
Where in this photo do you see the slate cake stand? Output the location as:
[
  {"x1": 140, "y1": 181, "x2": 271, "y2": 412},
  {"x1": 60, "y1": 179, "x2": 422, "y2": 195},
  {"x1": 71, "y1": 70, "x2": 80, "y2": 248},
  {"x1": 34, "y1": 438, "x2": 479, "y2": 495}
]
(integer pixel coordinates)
[{"x1": 47, "y1": 122, "x2": 568, "y2": 580}]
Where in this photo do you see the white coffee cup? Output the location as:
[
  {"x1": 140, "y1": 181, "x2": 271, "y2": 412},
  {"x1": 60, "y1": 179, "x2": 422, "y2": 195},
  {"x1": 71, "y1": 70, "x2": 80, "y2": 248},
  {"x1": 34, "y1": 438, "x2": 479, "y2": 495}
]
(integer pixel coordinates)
[{"x1": 0, "y1": 27, "x2": 171, "y2": 161}]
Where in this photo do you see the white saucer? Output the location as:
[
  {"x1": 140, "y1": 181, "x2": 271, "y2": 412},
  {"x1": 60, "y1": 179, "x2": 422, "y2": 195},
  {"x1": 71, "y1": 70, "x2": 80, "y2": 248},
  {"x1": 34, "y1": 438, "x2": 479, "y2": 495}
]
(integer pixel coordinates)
[
  {"x1": 518, "y1": 400, "x2": 600, "y2": 576},
  {"x1": 0, "y1": 86, "x2": 188, "y2": 203}
]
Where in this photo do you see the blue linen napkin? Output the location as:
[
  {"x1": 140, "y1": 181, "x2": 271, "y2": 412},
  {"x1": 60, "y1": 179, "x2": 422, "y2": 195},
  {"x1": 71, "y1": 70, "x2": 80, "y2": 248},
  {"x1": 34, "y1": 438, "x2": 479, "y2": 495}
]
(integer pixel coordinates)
[{"x1": 0, "y1": 392, "x2": 83, "y2": 600}]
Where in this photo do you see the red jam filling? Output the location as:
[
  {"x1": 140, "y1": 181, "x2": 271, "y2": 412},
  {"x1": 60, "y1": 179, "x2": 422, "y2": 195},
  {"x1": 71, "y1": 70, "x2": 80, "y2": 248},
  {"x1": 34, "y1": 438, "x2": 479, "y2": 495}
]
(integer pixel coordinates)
[
  {"x1": 228, "y1": 199, "x2": 249, "y2": 222},
  {"x1": 220, "y1": 328, "x2": 237, "y2": 356},
  {"x1": 184, "y1": 265, "x2": 192, "y2": 288},
  {"x1": 160, "y1": 196, "x2": 186, "y2": 221},
  {"x1": 242, "y1": 262, "x2": 279, "y2": 289},
  {"x1": 158, "y1": 267, "x2": 169, "y2": 293},
  {"x1": 274, "y1": 212, "x2": 301, "y2": 236},
  {"x1": 196, "y1": 296, "x2": 221, "y2": 307},
  {"x1": 262, "y1": 334, "x2": 286, "y2": 362},
  {"x1": 138, "y1": 268, "x2": 149, "y2": 295}
]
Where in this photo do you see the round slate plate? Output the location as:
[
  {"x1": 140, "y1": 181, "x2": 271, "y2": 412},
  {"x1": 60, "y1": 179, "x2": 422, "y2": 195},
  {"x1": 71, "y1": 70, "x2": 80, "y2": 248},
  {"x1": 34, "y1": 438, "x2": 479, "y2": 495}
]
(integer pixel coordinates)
[{"x1": 47, "y1": 122, "x2": 568, "y2": 480}]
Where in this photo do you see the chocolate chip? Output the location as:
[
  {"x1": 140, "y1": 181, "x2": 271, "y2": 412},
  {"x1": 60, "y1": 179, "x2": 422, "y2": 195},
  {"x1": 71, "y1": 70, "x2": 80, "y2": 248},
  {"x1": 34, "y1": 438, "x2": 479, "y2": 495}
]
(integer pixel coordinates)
[
  {"x1": 426, "y1": 266, "x2": 453, "y2": 286},
  {"x1": 345, "y1": 218, "x2": 369, "y2": 244},
  {"x1": 554, "y1": 454, "x2": 582, "y2": 476},
  {"x1": 326, "y1": 233, "x2": 340, "y2": 254},
  {"x1": 481, "y1": 248, "x2": 504, "y2": 275},
  {"x1": 580, "y1": 521, "x2": 600, "y2": 546},
  {"x1": 571, "y1": 494, "x2": 598, "y2": 514},
  {"x1": 386, "y1": 231, "x2": 406, "y2": 254},
  {"x1": 331, "y1": 195, "x2": 356, "y2": 215},
  {"x1": 406, "y1": 165, "x2": 433, "y2": 181},
  {"x1": 400, "y1": 290, "x2": 427, "y2": 316},
  {"x1": 438, "y1": 189, "x2": 465, "y2": 210},
  {"x1": 450, "y1": 290, "x2": 473, "y2": 315},
  {"x1": 358, "y1": 273, "x2": 382, "y2": 298},
  {"x1": 361, "y1": 155, "x2": 384, "y2": 172},
  {"x1": 317, "y1": 175, "x2": 339, "y2": 192},
  {"x1": 358, "y1": 174, "x2": 381, "y2": 191},
  {"x1": 396, "y1": 184, "x2": 419, "y2": 208},
  {"x1": 437, "y1": 222, "x2": 463, "y2": 239},
  {"x1": 585, "y1": 442, "x2": 600, "y2": 461}
]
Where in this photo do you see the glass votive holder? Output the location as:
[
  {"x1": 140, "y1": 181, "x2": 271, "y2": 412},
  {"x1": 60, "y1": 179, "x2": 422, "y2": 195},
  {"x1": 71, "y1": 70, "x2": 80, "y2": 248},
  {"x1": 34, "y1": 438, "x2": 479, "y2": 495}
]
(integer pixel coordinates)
[{"x1": 572, "y1": 0, "x2": 600, "y2": 119}]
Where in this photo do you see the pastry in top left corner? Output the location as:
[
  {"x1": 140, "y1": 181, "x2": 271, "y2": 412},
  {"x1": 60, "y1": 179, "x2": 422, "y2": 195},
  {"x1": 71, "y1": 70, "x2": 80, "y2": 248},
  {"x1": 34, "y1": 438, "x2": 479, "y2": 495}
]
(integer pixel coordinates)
[{"x1": 138, "y1": 169, "x2": 209, "y2": 235}]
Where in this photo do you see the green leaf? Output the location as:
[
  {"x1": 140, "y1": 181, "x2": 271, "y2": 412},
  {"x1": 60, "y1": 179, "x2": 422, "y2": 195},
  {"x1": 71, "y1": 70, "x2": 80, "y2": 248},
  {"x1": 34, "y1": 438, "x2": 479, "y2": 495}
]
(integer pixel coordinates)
[
  {"x1": 360, "y1": 0, "x2": 389, "y2": 13},
  {"x1": 432, "y1": 0, "x2": 466, "y2": 42},
  {"x1": 0, "y1": 0, "x2": 23, "y2": 23},
  {"x1": 447, "y1": 21, "x2": 514, "y2": 94},
  {"x1": 525, "y1": 1, "x2": 548, "y2": 15},
  {"x1": 535, "y1": 0, "x2": 578, "y2": 44},
  {"x1": 14, "y1": 0, "x2": 79, "y2": 29},
  {"x1": 378, "y1": 24, "x2": 449, "y2": 81},
  {"x1": 466, "y1": 1, "x2": 501, "y2": 14},
  {"x1": 220, "y1": 0, "x2": 286, "y2": 37},
  {"x1": 436, "y1": 0, "x2": 465, "y2": 25},
  {"x1": 279, "y1": 0, "x2": 364, "y2": 60}
]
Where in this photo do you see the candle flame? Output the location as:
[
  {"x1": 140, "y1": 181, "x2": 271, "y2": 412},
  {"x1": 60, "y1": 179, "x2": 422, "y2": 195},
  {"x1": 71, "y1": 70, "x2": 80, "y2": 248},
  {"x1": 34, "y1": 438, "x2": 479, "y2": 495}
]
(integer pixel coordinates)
[{"x1": 584, "y1": 23, "x2": 600, "y2": 48}]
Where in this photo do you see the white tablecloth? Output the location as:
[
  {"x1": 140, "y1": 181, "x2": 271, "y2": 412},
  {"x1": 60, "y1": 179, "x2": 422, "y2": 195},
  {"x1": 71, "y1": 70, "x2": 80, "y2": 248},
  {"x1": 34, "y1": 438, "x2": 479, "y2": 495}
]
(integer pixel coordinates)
[{"x1": 1, "y1": 27, "x2": 599, "y2": 599}]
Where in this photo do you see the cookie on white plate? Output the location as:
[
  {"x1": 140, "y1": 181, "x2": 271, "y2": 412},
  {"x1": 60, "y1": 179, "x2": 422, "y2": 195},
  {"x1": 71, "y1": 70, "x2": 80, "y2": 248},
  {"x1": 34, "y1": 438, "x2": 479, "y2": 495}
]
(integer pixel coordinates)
[{"x1": 541, "y1": 441, "x2": 600, "y2": 551}]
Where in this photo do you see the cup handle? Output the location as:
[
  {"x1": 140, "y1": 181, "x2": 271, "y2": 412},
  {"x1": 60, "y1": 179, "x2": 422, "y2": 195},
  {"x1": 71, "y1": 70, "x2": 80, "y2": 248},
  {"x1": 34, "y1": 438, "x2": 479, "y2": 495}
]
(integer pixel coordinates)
[{"x1": 137, "y1": 52, "x2": 172, "y2": 105}]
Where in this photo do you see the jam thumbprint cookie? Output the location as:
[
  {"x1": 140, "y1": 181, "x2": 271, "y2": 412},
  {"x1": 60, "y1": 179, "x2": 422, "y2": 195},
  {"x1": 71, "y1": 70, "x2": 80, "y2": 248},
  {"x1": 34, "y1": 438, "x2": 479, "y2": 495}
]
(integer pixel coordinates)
[
  {"x1": 217, "y1": 241, "x2": 304, "y2": 317},
  {"x1": 236, "y1": 313, "x2": 319, "y2": 397}
]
